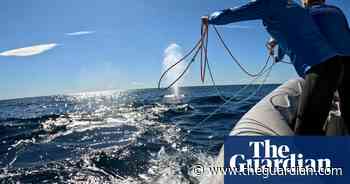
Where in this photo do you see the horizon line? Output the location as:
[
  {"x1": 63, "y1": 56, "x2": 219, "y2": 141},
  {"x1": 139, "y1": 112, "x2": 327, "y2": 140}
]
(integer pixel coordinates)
[{"x1": 0, "y1": 82, "x2": 282, "y2": 101}]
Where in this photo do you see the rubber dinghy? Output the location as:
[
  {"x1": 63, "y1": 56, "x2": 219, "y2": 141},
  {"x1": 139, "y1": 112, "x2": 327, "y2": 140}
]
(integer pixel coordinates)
[{"x1": 204, "y1": 78, "x2": 348, "y2": 184}]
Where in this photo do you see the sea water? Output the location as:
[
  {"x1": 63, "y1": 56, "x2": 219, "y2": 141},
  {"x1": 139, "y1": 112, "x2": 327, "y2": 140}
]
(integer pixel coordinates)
[{"x1": 0, "y1": 85, "x2": 277, "y2": 183}]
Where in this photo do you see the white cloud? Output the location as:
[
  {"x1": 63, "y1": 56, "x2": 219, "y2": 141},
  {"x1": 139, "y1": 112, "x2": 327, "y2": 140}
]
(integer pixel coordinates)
[
  {"x1": 0, "y1": 43, "x2": 58, "y2": 57},
  {"x1": 66, "y1": 31, "x2": 95, "y2": 36}
]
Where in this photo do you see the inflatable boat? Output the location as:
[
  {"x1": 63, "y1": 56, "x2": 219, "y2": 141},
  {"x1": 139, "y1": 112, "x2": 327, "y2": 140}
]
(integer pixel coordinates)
[{"x1": 204, "y1": 78, "x2": 348, "y2": 184}]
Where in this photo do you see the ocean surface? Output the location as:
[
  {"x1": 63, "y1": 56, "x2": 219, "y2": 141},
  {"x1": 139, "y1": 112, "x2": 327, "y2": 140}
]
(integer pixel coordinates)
[{"x1": 0, "y1": 84, "x2": 278, "y2": 184}]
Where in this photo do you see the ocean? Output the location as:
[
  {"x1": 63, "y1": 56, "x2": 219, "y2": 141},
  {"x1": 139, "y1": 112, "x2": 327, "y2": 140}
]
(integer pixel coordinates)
[{"x1": 0, "y1": 84, "x2": 278, "y2": 184}]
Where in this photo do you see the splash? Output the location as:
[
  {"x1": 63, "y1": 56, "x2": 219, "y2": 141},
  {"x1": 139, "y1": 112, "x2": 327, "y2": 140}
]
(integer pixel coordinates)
[{"x1": 162, "y1": 44, "x2": 185, "y2": 98}]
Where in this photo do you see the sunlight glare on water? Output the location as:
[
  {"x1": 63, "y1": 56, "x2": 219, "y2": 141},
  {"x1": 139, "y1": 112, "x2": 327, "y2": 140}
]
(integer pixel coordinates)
[{"x1": 0, "y1": 85, "x2": 277, "y2": 183}]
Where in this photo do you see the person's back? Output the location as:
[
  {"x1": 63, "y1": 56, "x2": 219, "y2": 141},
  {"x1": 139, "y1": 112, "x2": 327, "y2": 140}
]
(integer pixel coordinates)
[
  {"x1": 301, "y1": 0, "x2": 350, "y2": 134},
  {"x1": 308, "y1": 3, "x2": 350, "y2": 56},
  {"x1": 265, "y1": 0, "x2": 335, "y2": 75},
  {"x1": 204, "y1": 0, "x2": 344, "y2": 135}
]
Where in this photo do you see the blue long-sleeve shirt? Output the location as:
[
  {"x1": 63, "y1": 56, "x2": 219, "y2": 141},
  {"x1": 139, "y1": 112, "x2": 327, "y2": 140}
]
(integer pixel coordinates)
[
  {"x1": 308, "y1": 3, "x2": 350, "y2": 57},
  {"x1": 208, "y1": 0, "x2": 337, "y2": 77}
]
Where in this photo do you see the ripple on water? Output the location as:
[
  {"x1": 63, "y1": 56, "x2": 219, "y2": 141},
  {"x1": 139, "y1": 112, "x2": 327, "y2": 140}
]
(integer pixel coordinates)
[{"x1": 0, "y1": 85, "x2": 277, "y2": 183}]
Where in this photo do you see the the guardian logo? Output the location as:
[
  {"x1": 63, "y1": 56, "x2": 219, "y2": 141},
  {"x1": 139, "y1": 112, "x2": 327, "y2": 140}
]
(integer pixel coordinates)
[{"x1": 230, "y1": 140, "x2": 332, "y2": 171}]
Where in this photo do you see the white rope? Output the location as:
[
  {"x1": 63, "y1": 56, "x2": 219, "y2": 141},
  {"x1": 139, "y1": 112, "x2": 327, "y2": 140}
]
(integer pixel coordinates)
[{"x1": 185, "y1": 63, "x2": 275, "y2": 135}]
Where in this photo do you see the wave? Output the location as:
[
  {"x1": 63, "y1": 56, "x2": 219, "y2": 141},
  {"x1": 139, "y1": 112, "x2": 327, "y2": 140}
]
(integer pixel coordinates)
[
  {"x1": 0, "y1": 85, "x2": 276, "y2": 183},
  {"x1": 0, "y1": 114, "x2": 61, "y2": 124}
]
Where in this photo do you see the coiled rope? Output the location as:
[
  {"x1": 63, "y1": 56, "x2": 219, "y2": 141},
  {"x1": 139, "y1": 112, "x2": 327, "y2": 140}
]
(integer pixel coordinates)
[
  {"x1": 156, "y1": 21, "x2": 286, "y2": 140},
  {"x1": 158, "y1": 23, "x2": 275, "y2": 90}
]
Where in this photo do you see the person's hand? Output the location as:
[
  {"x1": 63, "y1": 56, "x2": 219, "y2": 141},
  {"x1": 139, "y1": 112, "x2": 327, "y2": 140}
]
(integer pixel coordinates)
[
  {"x1": 266, "y1": 39, "x2": 277, "y2": 56},
  {"x1": 201, "y1": 16, "x2": 209, "y2": 26}
]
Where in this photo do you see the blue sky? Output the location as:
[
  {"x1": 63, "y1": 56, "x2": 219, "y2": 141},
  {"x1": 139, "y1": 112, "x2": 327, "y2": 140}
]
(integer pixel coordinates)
[{"x1": 0, "y1": 0, "x2": 349, "y2": 100}]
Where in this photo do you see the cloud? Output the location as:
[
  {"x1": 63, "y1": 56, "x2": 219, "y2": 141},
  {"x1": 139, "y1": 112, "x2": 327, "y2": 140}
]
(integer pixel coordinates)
[
  {"x1": 0, "y1": 43, "x2": 58, "y2": 57},
  {"x1": 65, "y1": 31, "x2": 95, "y2": 36}
]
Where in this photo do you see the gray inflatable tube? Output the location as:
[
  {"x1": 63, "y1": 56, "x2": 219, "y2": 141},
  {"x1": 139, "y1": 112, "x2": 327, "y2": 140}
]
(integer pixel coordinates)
[
  {"x1": 203, "y1": 78, "x2": 349, "y2": 184},
  {"x1": 202, "y1": 78, "x2": 304, "y2": 184},
  {"x1": 231, "y1": 78, "x2": 304, "y2": 136}
]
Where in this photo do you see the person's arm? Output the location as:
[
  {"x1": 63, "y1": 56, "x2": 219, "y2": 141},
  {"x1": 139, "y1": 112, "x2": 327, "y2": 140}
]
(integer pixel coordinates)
[
  {"x1": 266, "y1": 38, "x2": 277, "y2": 56},
  {"x1": 208, "y1": 0, "x2": 269, "y2": 25},
  {"x1": 336, "y1": 7, "x2": 350, "y2": 32}
]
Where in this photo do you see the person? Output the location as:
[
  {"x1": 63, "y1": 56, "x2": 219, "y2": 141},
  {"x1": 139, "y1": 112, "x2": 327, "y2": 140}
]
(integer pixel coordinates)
[
  {"x1": 202, "y1": 0, "x2": 339, "y2": 135},
  {"x1": 291, "y1": 0, "x2": 350, "y2": 134}
]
